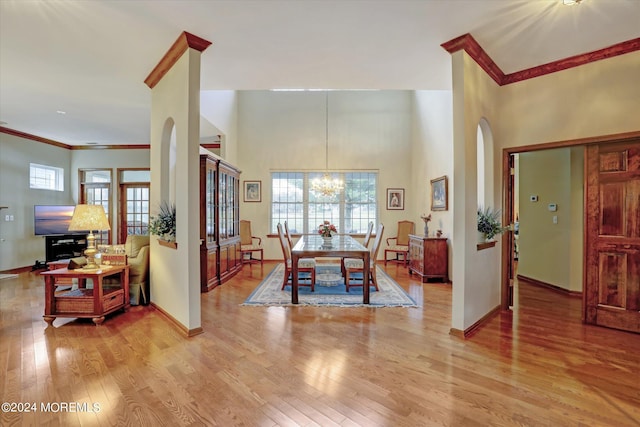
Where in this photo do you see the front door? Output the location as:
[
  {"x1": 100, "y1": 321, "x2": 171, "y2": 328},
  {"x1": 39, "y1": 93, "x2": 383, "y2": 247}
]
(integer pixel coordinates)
[{"x1": 585, "y1": 141, "x2": 640, "y2": 333}]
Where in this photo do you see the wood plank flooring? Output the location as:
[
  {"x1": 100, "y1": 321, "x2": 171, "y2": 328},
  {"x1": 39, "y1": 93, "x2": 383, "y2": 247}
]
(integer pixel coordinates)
[{"x1": 1, "y1": 262, "x2": 639, "y2": 426}]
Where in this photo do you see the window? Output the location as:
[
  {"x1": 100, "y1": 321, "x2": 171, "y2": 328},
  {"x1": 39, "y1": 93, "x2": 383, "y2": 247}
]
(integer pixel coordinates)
[
  {"x1": 271, "y1": 171, "x2": 377, "y2": 234},
  {"x1": 29, "y1": 163, "x2": 64, "y2": 191},
  {"x1": 119, "y1": 169, "x2": 150, "y2": 243},
  {"x1": 80, "y1": 169, "x2": 112, "y2": 245}
]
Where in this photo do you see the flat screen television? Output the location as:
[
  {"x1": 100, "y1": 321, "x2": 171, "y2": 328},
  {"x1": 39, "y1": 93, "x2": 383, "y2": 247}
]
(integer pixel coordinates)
[{"x1": 34, "y1": 205, "x2": 83, "y2": 236}]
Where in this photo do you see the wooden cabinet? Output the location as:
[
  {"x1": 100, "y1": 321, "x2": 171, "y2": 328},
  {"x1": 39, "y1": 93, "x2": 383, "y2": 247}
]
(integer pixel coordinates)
[
  {"x1": 199, "y1": 154, "x2": 242, "y2": 292},
  {"x1": 41, "y1": 265, "x2": 129, "y2": 325},
  {"x1": 408, "y1": 235, "x2": 448, "y2": 283},
  {"x1": 45, "y1": 234, "x2": 87, "y2": 262}
]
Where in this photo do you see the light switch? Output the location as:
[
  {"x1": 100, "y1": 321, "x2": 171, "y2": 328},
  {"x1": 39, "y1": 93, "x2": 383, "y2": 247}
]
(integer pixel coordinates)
[{"x1": 553, "y1": 215, "x2": 558, "y2": 224}]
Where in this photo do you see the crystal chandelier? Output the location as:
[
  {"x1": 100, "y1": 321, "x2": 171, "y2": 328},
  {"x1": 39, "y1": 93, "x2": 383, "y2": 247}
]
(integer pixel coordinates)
[{"x1": 311, "y1": 91, "x2": 344, "y2": 197}]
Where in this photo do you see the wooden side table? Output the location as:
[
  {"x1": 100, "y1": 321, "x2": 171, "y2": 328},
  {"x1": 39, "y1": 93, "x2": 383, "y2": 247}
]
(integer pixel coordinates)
[
  {"x1": 408, "y1": 235, "x2": 449, "y2": 283},
  {"x1": 41, "y1": 265, "x2": 129, "y2": 325}
]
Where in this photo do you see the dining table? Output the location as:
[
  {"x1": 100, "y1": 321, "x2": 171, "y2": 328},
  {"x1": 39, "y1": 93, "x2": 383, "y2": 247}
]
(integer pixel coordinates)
[{"x1": 290, "y1": 234, "x2": 370, "y2": 304}]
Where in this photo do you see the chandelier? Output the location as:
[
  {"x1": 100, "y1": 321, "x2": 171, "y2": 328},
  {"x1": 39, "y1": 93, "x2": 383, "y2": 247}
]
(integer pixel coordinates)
[{"x1": 310, "y1": 91, "x2": 344, "y2": 198}]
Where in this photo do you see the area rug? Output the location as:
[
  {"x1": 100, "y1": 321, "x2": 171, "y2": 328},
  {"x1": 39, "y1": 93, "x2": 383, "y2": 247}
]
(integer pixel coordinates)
[{"x1": 242, "y1": 264, "x2": 417, "y2": 307}]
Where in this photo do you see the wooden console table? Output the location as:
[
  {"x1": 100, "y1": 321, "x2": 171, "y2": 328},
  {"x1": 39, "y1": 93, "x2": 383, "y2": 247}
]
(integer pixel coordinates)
[
  {"x1": 408, "y1": 235, "x2": 448, "y2": 283},
  {"x1": 41, "y1": 265, "x2": 129, "y2": 325}
]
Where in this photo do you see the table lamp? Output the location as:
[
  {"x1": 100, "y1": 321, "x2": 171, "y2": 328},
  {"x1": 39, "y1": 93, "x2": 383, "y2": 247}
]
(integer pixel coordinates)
[{"x1": 68, "y1": 204, "x2": 111, "y2": 269}]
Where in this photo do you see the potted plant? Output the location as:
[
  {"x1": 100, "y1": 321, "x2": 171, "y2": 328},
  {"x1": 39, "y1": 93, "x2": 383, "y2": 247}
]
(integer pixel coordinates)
[
  {"x1": 149, "y1": 202, "x2": 176, "y2": 243},
  {"x1": 477, "y1": 207, "x2": 506, "y2": 241}
]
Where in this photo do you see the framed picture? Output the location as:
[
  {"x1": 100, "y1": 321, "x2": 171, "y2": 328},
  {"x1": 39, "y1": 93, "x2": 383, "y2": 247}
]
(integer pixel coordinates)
[
  {"x1": 430, "y1": 176, "x2": 448, "y2": 211},
  {"x1": 386, "y1": 188, "x2": 404, "y2": 210},
  {"x1": 244, "y1": 181, "x2": 261, "y2": 202}
]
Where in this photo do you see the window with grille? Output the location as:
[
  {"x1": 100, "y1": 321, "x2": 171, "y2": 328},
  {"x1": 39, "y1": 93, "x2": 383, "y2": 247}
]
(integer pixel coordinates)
[
  {"x1": 119, "y1": 169, "x2": 150, "y2": 243},
  {"x1": 29, "y1": 163, "x2": 64, "y2": 191},
  {"x1": 80, "y1": 169, "x2": 112, "y2": 245},
  {"x1": 271, "y1": 171, "x2": 377, "y2": 234}
]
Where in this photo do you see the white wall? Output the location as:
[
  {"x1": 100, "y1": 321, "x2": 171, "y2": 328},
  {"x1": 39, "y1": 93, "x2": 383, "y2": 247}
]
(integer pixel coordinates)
[
  {"x1": 449, "y1": 49, "x2": 639, "y2": 331},
  {"x1": 200, "y1": 90, "x2": 239, "y2": 165},
  {"x1": 0, "y1": 134, "x2": 72, "y2": 270},
  {"x1": 236, "y1": 90, "x2": 415, "y2": 259},
  {"x1": 149, "y1": 48, "x2": 203, "y2": 332},
  {"x1": 411, "y1": 90, "x2": 454, "y2": 280},
  {"x1": 450, "y1": 51, "x2": 502, "y2": 332}
]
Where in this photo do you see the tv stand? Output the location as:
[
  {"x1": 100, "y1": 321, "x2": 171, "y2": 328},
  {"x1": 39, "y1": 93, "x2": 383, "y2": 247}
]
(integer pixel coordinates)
[{"x1": 45, "y1": 234, "x2": 87, "y2": 262}]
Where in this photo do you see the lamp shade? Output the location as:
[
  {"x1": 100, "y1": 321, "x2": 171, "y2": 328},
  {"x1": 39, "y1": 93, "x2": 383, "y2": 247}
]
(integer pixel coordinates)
[{"x1": 68, "y1": 204, "x2": 111, "y2": 232}]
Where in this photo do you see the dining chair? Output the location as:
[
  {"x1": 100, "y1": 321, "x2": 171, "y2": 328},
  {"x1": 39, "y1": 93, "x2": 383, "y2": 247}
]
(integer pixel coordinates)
[
  {"x1": 240, "y1": 220, "x2": 263, "y2": 264},
  {"x1": 362, "y1": 221, "x2": 374, "y2": 248},
  {"x1": 384, "y1": 220, "x2": 414, "y2": 265},
  {"x1": 277, "y1": 223, "x2": 316, "y2": 291},
  {"x1": 344, "y1": 223, "x2": 384, "y2": 292},
  {"x1": 284, "y1": 220, "x2": 294, "y2": 250},
  {"x1": 340, "y1": 221, "x2": 374, "y2": 277}
]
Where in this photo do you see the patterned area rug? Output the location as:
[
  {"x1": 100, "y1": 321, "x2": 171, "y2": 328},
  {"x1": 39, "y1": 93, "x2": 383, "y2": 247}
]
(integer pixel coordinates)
[{"x1": 242, "y1": 264, "x2": 417, "y2": 307}]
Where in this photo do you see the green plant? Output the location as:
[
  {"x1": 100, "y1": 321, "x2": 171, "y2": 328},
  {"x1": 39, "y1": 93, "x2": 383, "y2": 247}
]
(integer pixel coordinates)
[
  {"x1": 148, "y1": 202, "x2": 176, "y2": 240},
  {"x1": 477, "y1": 207, "x2": 505, "y2": 240}
]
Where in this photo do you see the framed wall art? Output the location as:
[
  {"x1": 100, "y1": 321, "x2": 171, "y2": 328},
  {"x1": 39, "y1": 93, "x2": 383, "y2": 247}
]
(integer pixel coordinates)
[
  {"x1": 244, "y1": 181, "x2": 261, "y2": 202},
  {"x1": 430, "y1": 176, "x2": 448, "y2": 211},
  {"x1": 386, "y1": 188, "x2": 404, "y2": 210}
]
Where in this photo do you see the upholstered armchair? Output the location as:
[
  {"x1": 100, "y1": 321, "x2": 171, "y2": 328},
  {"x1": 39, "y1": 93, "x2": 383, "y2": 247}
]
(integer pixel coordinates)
[
  {"x1": 384, "y1": 220, "x2": 415, "y2": 265},
  {"x1": 99, "y1": 235, "x2": 150, "y2": 305}
]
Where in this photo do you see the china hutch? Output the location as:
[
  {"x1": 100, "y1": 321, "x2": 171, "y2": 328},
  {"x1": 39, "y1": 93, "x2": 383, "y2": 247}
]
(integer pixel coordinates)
[{"x1": 199, "y1": 154, "x2": 242, "y2": 292}]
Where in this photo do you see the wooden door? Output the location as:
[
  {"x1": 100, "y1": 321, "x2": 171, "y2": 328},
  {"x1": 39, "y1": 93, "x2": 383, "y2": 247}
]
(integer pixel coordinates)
[{"x1": 585, "y1": 141, "x2": 640, "y2": 333}]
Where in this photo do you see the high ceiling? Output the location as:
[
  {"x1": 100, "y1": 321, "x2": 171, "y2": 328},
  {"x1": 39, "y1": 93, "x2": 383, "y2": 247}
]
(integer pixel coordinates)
[{"x1": 1, "y1": 0, "x2": 638, "y2": 146}]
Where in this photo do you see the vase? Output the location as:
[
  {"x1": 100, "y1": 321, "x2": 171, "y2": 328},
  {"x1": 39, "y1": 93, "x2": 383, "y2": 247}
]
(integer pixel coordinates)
[
  {"x1": 423, "y1": 224, "x2": 429, "y2": 237},
  {"x1": 322, "y1": 236, "x2": 333, "y2": 246}
]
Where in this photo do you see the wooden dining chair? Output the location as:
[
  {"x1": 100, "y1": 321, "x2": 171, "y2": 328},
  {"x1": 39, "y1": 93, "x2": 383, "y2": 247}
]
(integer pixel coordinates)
[
  {"x1": 277, "y1": 223, "x2": 315, "y2": 291},
  {"x1": 240, "y1": 220, "x2": 263, "y2": 264},
  {"x1": 362, "y1": 221, "x2": 374, "y2": 248},
  {"x1": 384, "y1": 220, "x2": 414, "y2": 265},
  {"x1": 284, "y1": 220, "x2": 294, "y2": 250},
  {"x1": 344, "y1": 223, "x2": 384, "y2": 292},
  {"x1": 340, "y1": 221, "x2": 374, "y2": 277}
]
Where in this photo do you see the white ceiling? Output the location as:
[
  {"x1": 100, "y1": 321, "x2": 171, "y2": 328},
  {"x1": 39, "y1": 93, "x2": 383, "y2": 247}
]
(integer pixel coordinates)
[{"x1": 1, "y1": 0, "x2": 638, "y2": 146}]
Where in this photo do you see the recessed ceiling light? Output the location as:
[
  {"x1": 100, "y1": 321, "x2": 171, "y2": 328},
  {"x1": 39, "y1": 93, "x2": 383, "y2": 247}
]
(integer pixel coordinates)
[
  {"x1": 563, "y1": 0, "x2": 585, "y2": 5},
  {"x1": 0, "y1": 121, "x2": 7, "y2": 126},
  {"x1": 86, "y1": 142, "x2": 98, "y2": 145},
  {"x1": 56, "y1": 110, "x2": 66, "y2": 115}
]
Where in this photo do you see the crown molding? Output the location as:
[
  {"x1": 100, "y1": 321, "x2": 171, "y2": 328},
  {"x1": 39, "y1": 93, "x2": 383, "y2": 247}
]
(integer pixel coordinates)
[
  {"x1": 441, "y1": 34, "x2": 640, "y2": 86},
  {"x1": 0, "y1": 126, "x2": 72, "y2": 150},
  {"x1": 0, "y1": 127, "x2": 150, "y2": 150},
  {"x1": 144, "y1": 31, "x2": 212, "y2": 89}
]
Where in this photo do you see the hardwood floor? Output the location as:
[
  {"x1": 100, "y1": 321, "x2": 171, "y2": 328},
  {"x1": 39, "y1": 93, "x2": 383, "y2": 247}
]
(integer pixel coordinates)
[{"x1": 1, "y1": 262, "x2": 639, "y2": 426}]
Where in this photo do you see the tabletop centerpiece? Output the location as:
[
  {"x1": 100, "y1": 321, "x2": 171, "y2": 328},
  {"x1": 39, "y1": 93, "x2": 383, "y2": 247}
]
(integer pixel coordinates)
[{"x1": 318, "y1": 220, "x2": 337, "y2": 246}]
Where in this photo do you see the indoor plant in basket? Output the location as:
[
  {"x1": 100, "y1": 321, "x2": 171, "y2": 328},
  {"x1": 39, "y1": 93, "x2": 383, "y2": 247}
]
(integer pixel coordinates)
[{"x1": 477, "y1": 207, "x2": 506, "y2": 241}]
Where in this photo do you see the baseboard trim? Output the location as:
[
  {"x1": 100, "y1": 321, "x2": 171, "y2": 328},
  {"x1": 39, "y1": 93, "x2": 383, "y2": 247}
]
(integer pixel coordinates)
[
  {"x1": 517, "y1": 274, "x2": 582, "y2": 298},
  {"x1": 0, "y1": 265, "x2": 33, "y2": 274},
  {"x1": 150, "y1": 302, "x2": 204, "y2": 337},
  {"x1": 450, "y1": 305, "x2": 501, "y2": 339}
]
